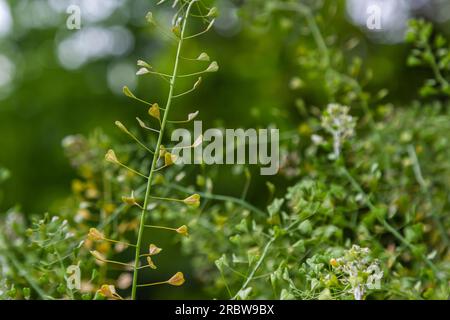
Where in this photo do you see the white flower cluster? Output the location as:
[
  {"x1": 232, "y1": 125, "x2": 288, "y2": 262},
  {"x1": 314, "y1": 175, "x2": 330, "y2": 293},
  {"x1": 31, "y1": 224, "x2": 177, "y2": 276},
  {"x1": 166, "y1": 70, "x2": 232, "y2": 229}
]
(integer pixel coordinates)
[
  {"x1": 320, "y1": 103, "x2": 357, "y2": 159},
  {"x1": 332, "y1": 245, "x2": 383, "y2": 300}
]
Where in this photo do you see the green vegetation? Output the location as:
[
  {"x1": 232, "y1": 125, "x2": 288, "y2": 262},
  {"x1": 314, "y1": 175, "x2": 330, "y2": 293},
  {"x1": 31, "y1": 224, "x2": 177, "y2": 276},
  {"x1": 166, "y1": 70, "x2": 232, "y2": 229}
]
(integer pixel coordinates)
[{"x1": 0, "y1": 0, "x2": 449, "y2": 300}]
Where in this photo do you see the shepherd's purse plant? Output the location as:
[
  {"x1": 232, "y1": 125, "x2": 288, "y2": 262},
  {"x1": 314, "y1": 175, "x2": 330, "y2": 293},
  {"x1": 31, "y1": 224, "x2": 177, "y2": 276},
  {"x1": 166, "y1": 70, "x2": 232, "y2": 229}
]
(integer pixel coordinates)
[{"x1": 88, "y1": 0, "x2": 218, "y2": 299}]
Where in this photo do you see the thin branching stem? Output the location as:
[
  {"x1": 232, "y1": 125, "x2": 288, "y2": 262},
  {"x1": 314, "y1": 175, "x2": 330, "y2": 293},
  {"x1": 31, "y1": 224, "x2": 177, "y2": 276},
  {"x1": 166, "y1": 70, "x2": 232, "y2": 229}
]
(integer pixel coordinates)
[
  {"x1": 95, "y1": 257, "x2": 133, "y2": 268},
  {"x1": 231, "y1": 237, "x2": 275, "y2": 300},
  {"x1": 407, "y1": 144, "x2": 449, "y2": 246},
  {"x1": 149, "y1": 195, "x2": 184, "y2": 203},
  {"x1": 177, "y1": 70, "x2": 209, "y2": 78},
  {"x1": 102, "y1": 237, "x2": 137, "y2": 248},
  {"x1": 144, "y1": 224, "x2": 177, "y2": 231},
  {"x1": 116, "y1": 162, "x2": 149, "y2": 179},
  {"x1": 124, "y1": 131, "x2": 155, "y2": 154},
  {"x1": 0, "y1": 231, "x2": 47, "y2": 300},
  {"x1": 173, "y1": 87, "x2": 197, "y2": 98},
  {"x1": 131, "y1": 0, "x2": 196, "y2": 300},
  {"x1": 230, "y1": 217, "x2": 302, "y2": 299},
  {"x1": 53, "y1": 245, "x2": 74, "y2": 299},
  {"x1": 137, "y1": 281, "x2": 167, "y2": 287}
]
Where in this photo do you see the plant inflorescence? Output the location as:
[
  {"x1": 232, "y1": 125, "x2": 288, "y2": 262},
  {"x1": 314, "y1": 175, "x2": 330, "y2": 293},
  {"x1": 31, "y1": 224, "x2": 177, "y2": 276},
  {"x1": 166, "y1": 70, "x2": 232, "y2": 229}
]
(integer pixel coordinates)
[{"x1": 1, "y1": 0, "x2": 449, "y2": 302}]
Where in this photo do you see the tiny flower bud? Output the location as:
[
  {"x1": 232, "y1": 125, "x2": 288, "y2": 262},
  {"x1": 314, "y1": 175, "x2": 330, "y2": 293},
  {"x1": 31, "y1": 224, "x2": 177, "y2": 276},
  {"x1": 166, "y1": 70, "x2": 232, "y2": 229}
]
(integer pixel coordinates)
[
  {"x1": 136, "y1": 67, "x2": 150, "y2": 76},
  {"x1": 136, "y1": 117, "x2": 147, "y2": 128},
  {"x1": 207, "y1": 7, "x2": 218, "y2": 18},
  {"x1": 176, "y1": 225, "x2": 189, "y2": 237},
  {"x1": 330, "y1": 258, "x2": 338, "y2": 267},
  {"x1": 197, "y1": 52, "x2": 210, "y2": 62},
  {"x1": 97, "y1": 284, "x2": 121, "y2": 300},
  {"x1": 183, "y1": 194, "x2": 200, "y2": 207},
  {"x1": 206, "y1": 61, "x2": 219, "y2": 73},
  {"x1": 148, "y1": 103, "x2": 161, "y2": 121},
  {"x1": 105, "y1": 149, "x2": 119, "y2": 164},
  {"x1": 137, "y1": 60, "x2": 152, "y2": 69},
  {"x1": 167, "y1": 272, "x2": 185, "y2": 286},
  {"x1": 164, "y1": 152, "x2": 177, "y2": 166},
  {"x1": 123, "y1": 86, "x2": 136, "y2": 98},
  {"x1": 149, "y1": 244, "x2": 162, "y2": 256},
  {"x1": 122, "y1": 191, "x2": 137, "y2": 206},
  {"x1": 88, "y1": 228, "x2": 104, "y2": 241},
  {"x1": 188, "y1": 111, "x2": 199, "y2": 121},
  {"x1": 115, "y1": 121, "x2": 130, "y2": 134},
  {"x1": 146, "y1": 256, "x2": 157, "y2": 269}
]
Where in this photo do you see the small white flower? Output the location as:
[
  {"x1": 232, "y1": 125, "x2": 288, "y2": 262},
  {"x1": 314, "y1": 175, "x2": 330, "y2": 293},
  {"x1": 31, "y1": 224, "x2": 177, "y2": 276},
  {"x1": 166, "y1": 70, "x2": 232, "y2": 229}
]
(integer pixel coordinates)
[
  {"x1": 311, "y1": 134, "x2": 324, "y2": 145},
  {"x1": 320, "y1": 103, "x2": 357, "y2": 159}
]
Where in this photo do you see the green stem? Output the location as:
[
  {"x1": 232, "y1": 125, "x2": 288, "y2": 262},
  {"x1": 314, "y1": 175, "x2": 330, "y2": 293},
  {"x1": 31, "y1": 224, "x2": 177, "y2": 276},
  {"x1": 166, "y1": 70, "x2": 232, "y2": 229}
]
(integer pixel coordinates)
[
  {"x1": 53, "y1": 245, "x2": 74, "y2": 300},
  {"x1": 149, "y1": 195, "x2": 183, "y2": 202},
  {"x1": 117, "y1": 162, "x2": 148, "y2": 179},
  {"x1": 96, "y1": 258, "x2": 133, "y2": 268},
  {"x1": 124, "y1": 130, "x2": 155, "y2": 154},
  {"x1": 103, "y1": 237, "x2": 137, "y2": 247},
  {"x1": 137, "y1": 281, "x2": 167, "y2": 287},
  {"x1": 231, "y1": 237, "x2": 275, "y2": 300},
  {"x1": 131, "y1": 1, "x2": 196, "y2": 300},
  {"x1": 219, "y1": 268, "x2": 233, "y2": 299},
  {"x1": 144, "y1": 224, "x2": 177, "y2": 231}
]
